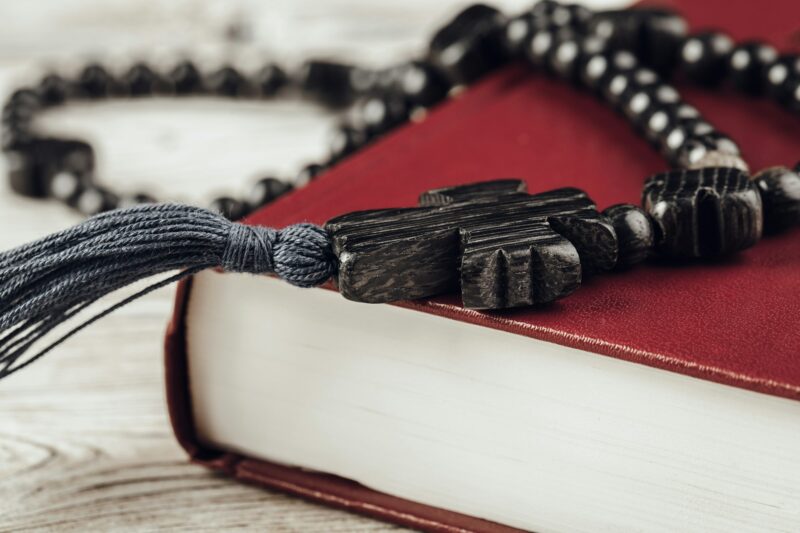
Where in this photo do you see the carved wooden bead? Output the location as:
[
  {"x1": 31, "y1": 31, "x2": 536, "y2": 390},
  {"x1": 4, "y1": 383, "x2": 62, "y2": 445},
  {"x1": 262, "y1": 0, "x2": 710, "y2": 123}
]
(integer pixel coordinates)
[
  {"x1": 209, "y1": 196, "x2": 248, "y2": 221},
  {"x1": 678, "y1": 31, "x2": 734, "y2": 86},
  {"x1": 328, "y1": 124, "x2": 367, "y2": 163},
  {"x1": 602, "y1": 204, "x2": 655, "y2": 267},
  {"x1": 169, "y1": 61, "x2": 204, "y2": 95},
  {"x1": 249, "y1": 177, "x2": 292, "y2": 209},
  {"x1": 398, "y1": 61, "x2": 451, "y2": 108},
  {"x1": 728, "y1": 41, "x2": 778, "y2": 95},
  {"x1": 124, "y1": 63, "x2": 163, "y2": 96},
  {"x1": 38, "y1": 74, "x2": 71, "y2": 106},
  {"x1": 297, "y1": 60, "x2": 358, "y2": 108},
  {"x1": 765, "y1": 55, "x2": 800, "y2": 104},
  {"x1": 753, "y1": 166, "x2": 800, "y2": 233},
  {"x1": 428, "y1": 4, "x2": 508, "y2": 84},
  {"x1": 77, "y1": 64, "x2": 115, "y2": 98},
  {"x1": 255, "y1": 63, "x2": 288, "y2": 97},
  {"x1": 643, "y1": 167, "x2": 762, "y2": 258},
  {"x1": 207, "y1": 66, "x2": 247, "y2": 97},
  {"x1": 76, "y1": 185, "x2": 118, "y2": 216}
]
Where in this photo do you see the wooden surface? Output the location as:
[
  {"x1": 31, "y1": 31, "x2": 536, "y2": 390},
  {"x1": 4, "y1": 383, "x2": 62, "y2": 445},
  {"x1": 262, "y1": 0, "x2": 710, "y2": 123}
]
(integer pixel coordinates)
[{"x1": 0, "y1": 1, "x2": 618, "y2": 530}]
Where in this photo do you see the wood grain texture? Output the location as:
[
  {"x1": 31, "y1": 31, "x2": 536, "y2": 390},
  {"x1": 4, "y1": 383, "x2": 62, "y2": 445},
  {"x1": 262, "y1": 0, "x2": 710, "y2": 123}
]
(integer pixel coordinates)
[{"x1": 0, "y1": 0, "x2": 619, "y2": 530}]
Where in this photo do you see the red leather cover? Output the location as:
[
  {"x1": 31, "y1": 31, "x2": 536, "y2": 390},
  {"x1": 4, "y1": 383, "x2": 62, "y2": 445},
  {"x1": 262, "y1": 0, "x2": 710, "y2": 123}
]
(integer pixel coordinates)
[{"x1": 165, "y1": 1, "x2": 800, "y2": 531}]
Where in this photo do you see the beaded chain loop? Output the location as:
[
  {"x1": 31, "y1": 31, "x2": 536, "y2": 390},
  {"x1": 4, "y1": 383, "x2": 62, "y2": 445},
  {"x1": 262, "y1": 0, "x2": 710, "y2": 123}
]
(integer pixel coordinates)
[{"x1": 2, "y1": 1, "x2": 800, "y2": 252}]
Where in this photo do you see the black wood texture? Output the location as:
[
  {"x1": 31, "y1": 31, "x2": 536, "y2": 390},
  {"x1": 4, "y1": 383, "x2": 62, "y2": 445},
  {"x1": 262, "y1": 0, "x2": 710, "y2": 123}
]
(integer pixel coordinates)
[
  {"x1": 642, "y1": 166, "x2": 762, "y2": 258},
  {"x1": 326, "y1": 179, "x2": 617, "y2": 310}
]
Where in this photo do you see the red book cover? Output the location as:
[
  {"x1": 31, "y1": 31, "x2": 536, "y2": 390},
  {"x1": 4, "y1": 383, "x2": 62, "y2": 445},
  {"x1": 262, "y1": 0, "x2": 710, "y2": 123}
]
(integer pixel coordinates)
[{"x1": 165, "y1": 0, "x2": 800, "y2": 530}]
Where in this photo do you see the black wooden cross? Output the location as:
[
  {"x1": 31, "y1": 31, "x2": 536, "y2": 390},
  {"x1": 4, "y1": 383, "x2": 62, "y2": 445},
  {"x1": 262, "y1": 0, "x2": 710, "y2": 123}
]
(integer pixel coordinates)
[{"x1": 326, "y1": 179, "x2": 619, "y2": 309}]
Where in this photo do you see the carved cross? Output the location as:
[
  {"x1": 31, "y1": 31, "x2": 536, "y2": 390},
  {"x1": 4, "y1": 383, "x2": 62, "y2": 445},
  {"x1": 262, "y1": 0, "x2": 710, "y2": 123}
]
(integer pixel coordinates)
[{"x1": 326, "y1": 179, "x2": 618, "y2": 309}]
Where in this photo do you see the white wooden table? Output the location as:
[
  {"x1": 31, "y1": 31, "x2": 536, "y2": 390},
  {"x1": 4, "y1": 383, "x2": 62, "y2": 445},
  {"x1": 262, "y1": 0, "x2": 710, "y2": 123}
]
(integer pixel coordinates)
[{"x1": 0, "y1": 1, "x2": 619, "y2": 530}]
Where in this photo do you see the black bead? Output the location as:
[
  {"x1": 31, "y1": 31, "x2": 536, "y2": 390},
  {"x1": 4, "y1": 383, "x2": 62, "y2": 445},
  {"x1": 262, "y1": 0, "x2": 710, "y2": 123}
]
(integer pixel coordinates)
[
  {"x1": 765, "y1": 55, "x2": 800, "y2": 104},
  {"x1": 77, "y1": 64, "x2": 115, "y2": 98},
  {"x1": 754, "y1": 166, "x2": 800, "y2": 233},
  {"x1": 678, "y1": 31, "x2": 734, "y2": 86},
  {"x1": 255, "y1": 63, "x2": 288, "y2": 97},
  {"x1": 6, "y1": 138, "x2": 94, "y2": 199},
  {"x1": 48, "y1": 169, "x2": 86, "y2": 204},
  {"x1": 294, "y1": 163, "x2": 324, "y2": 188},
  {"x1": 548, "y1": 33, "x2": 585, "y2": 80},
  {"x1": 597, "y1": 51, "x2": 640, "y2": 104},
  {"x1": 297, "y1": 60, "x2": 357, "y2": 108},
  {"x1": 249, "y1": 177, "x2": 292, "y2": 208},
  {"x1": 428, "y1": 4, "x2": 509, "y2": 85},
  {"x1": 641, "y1": 9, "x2": 688, "y2": 74},
  {"x1": 693, "y1": 131, "x2": 741, "y2": 156},
  {"x1": 503, "y1": 14, "x2": 533, "y2": 55},
  {"x1": 525, "y1": 28, "x2": 557, "y2": 68},
  {"x1": 784, "y1": 77, "x2": 800, "y2": 112},
  {"x1": 643, "y1": 167, "x2": 762, "y2": 258},
  {"x1": 8, "y1": 88, "x2": 41, "y2": 109},
  {"x1": 38, "y1": 74, "x2": 71, "y2": 106},
  {"x1": 75, "y1": 185, "x2": 118, "y2": 216},
  {"x1": 209, "y1": 196, "x2": 248, "y2": 220},
  {"x1": 207, "y1": 66, "x2": 247, "y2": 97},
  {"x1": 398, "y1": 61, "x2": 451, "y2": 108},
  {"x1": 356, "y1": 93, "x2": 409, "y2": 136},
  {"x1": 169, "y1": 61, "x2": 203, "y2": 95},
  {"x1": 728, "y1": 41, "x2": 778, "y2": 95},
  {"x1": 328, "y1": 124, "x2": 367, "y2": 163},
  {"x1": 123, "y1": 63, "x2": 163, "y2": 97},
  {"x1": 602, "y1": 204, "x2": 655, "y2": 267}
]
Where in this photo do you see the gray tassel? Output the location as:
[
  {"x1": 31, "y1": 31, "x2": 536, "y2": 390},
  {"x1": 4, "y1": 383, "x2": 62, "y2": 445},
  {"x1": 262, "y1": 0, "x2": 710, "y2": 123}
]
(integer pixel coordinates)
[{"x1": 0, "y1": 203, "x2": 336, "y2": 380}]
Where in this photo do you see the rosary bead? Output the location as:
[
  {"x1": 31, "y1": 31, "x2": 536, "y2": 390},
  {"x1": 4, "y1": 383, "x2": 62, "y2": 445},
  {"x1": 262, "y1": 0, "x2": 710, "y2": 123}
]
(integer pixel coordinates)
[
  {"x1": 678, "y1": 31, "x2": 734, "y2": 86},
  {"x1": 687, "y1": 150, "x2": 749, "y2": 173},
  {"x1": 753, "y1": 166, "x2": 800, "y2": 233},
  {"x1": 76, "y1": 185, "x2": 118, "y2": 216},
  {"x1": 38, "y1": 74, "x2": 71, "y2": 106},
  {"x1": 169, "y1": 61, "x2": 203, "y2": 95},
  {"x1": 8, "y1": 88, "x2": 41, "y2": 110},
  {"x1": 49, "y1": 170, "x2": 85, "y2": 204},
  {"x1": 209, "y1": 196, "x2": 248, "y2": 220},
  {"x1": 294, "y1": 163, "x2": 324, "y2": 188},
  {"x1": 249, "y1": 177, "x2": 292, "y2": 208},
  {"x1": 398, "y1": 61, "x2": 451, "y2": 108},
  {"x1": 549, "y1": 38, "x2": 580, "y2": 79},
  {"x1": 328, "y1": 124, "x2": 367, "y2": 163},
  {"x1": 602, "y1": 204, "x2": 655, "y2": 267},
  {"x1": 356, "y1": 93, "x2": 409, "y2": 136},
  {"x1": 525, "y1": 28, "x2": 556, "y2": 68},
  {"x1": 643, "y1": 167, "x2": 762, "y2": 258},
  {"x1": 503, "y1": 14, "x2": 533, "y2": 55},
  {"x1": 297, "y1": 60, "x2": 358, "y2": 108},
  {"x1": 765, "y1": 55, "x2": 800, "y2": 104},
  {"x1": 784, "y1": 77, "x2": 800, "y2": 112},
  {"x1": 6, "y1": 138, "x2": 93, "y2": 198},
  {"x1": 728, "y1": 41, "x2": 778, "y2": 95},
  {"x1": 255, "y1": 63, "x2": 288, "y2": 97},
  {"x1": 428, "y1": 4, "x2": 508, "y2": 85},
  {"x1": 123, "y1": 63, "x2": 163, "y2": 97},
  {"x1": 641, "y1": 9, "x2": 687, "y2": 74},
  {"x1": 77, "y1": 64, "x2": 115, "y2": 98},
  {"x1": 207, "y1": 66, "x2": 247, "y2": 97}
]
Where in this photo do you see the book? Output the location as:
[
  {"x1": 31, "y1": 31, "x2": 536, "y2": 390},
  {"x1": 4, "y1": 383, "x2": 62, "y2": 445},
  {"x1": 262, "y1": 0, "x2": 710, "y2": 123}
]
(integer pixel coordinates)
[{"x1": 165, "y1": 0, "x2": 800, "y2": 531}]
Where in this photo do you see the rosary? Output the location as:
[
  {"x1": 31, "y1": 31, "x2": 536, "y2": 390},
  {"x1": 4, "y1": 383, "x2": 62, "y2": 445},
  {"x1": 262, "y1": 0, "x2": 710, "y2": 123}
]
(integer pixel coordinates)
[{"x1": 1, "y1": 2, "x2": 799, "y2": 378}]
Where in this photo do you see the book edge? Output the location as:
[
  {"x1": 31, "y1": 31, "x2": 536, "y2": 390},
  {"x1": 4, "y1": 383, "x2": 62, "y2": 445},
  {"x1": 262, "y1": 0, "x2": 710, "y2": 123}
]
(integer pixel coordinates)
[{"x1": 164, "y1": 277, "x2": 526, "y2": 533}]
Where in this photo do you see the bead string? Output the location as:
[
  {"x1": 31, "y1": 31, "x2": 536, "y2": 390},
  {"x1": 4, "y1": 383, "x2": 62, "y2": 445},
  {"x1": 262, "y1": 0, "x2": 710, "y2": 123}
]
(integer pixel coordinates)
[{"x1": 2, "y1": 1, "x2": 799, "y2": 220}]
